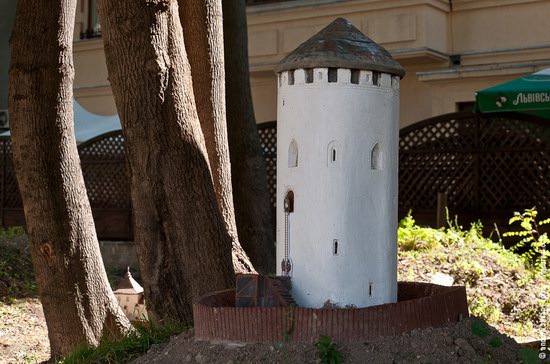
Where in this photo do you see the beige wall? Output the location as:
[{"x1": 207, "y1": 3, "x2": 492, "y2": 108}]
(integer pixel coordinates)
[
  {"x1": 73, "y1": 0, "x2": 550, "y2": 128},
  {"x1": 246, "y1": 0, "x2": 451, "y2": 125},
  {"x1": 73, "y1": 38, "x2": 116, "y2": 115}
]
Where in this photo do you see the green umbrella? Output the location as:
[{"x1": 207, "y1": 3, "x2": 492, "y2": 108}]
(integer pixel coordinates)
[{"x1": 475, "y1": 68, "x2": 550, "y2": 119}]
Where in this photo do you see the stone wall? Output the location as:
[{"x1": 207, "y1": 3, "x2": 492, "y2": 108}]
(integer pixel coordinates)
[{"x1": 99, "y1": 241, "x2": 140, "y2": 277}]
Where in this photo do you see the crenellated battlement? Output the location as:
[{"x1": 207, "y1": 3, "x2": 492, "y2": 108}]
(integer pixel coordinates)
[{"x1": 278, "y1": 68, "x2": 400, "y2": 92}]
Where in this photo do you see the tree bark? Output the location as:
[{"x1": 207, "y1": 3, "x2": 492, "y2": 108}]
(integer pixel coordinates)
[
  {"x1": 8, "y1": 0, "x2": 131, "y2": 358},
  {"x1": 223, "y1": 0, "x2": 275, "y2": 274},
  {"x1": 97, "y1": 0, "x2": 236, "y2": 323},
  {"x1": 178, "y1": 0, "x2": 252, "y2": 273}
]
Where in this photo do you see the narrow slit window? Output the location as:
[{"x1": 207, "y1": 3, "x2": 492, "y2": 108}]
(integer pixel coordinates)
[
  {"x1": 327, "y1": 141, "x2": 340, "y2": 166},
  {"x1": 372, "y1": 72, "x2": 380, "y2": 86},
  {"x1": 351, "y1": 69, "x2": 360, "y2": 84},
  {"x1": 369, "y1": 282, "x2": 373, "y2": 297},
  {"x1": 288, "y1": 70, "x2": 295, "y2": 85},
  {"x1": 333, "y1": 240, "x2": 339, "y2": 255},
  {"x1": 371, "y1": 142, "x2": 383, "y2": 170},
  {"x1": 288, "y1": 139, "x2": 298, "y2": 168},
  {"x1": 328, "y1": 68, "x2": 338, "y2": 83},
  {"x1": 305, "y1": 69, "x2": 314, "y2": 83}
]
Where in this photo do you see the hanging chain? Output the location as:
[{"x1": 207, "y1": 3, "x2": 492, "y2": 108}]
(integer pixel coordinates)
[{"x1": 281, "y1": 195, "x2": 292, "y2": 276}]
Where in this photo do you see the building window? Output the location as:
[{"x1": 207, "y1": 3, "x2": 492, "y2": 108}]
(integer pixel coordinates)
[
  {"x1": 351, "y1": 69, "x2": 360, "y2": 84},
  {"x1": 371, "y1": 143, "x2": 383, "y2": 170},
  {"x1": 328, "y1": 68, "x2": 338, "y2": 83},
  {"x1": 372, "y1": 72, "x2": 381, "y2": 86},
  {"x1": 305, "y1": 69, "x2": 314, "y2": 83},
  {"x1": 288, "y1": 139, "x2": 298, "y2": 168},
  {"x1": 81, "y1": 0, "x2": 101, "y2": 39},
  {"x1": 327, "y1": 141, "x2": 340, "y2": 166},
  {"x1": 456, "y1": 101, "x2": 475, "y2": 112}
]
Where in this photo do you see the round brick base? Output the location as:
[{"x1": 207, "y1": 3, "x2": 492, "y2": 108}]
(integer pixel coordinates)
[{"x1": 193, "y1": 281, "x2": 469, "y2": 343}]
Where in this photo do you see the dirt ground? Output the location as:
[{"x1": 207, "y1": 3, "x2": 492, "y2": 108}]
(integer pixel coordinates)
[
  {"x1": 0, "y1": 298, "x2": 49, "y2": 364},
  {"x1": 131, "y1": 318, "x2": 531, "y2": 364},
  {"x1": 1, "y1": 301, "x2": 541, "y2": 364},
  {"x1": 1, "y1": 231, "x2": 546, "y2": 363}
]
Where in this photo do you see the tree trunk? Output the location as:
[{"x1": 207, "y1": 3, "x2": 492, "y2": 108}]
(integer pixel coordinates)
[
  {"x1": 178, "y1": 0, "x2": 252, "y2": 273},
  {"x1": 8, "y1": 0, "x2": 131, "y2": 358},
  {"x1": 223, "y1": 0, "x2": 275, "y2": 274},
  {"x1": 97, "y1": 0, "x2": 236, "y2": 323}
]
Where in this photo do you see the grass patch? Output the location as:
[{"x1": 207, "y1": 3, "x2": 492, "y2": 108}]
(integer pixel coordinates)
[
  {"x1": 58, "y1": 322, "x2": 190, "y2": 364},
  {"x1": 398, "y1": 213, "x2": 549, "y2": 341}
]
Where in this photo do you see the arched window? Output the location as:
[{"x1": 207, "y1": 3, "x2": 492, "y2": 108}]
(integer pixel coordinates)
[
  {"x1": 284, "y1": 190, "x2": 294, "y2": 213},
  {"x1": 327, "y1": 141, "x2": 340, "y2": 166},
  {"x1": 371, "y1": 143, "x2": 383, "y2": 170},
  {"x1": 288, "y1": 139, "x2": 298, "y2": 168}
]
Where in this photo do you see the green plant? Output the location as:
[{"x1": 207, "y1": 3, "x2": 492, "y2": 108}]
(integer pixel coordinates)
[
  {"x1": 518, "y1": 347, "x2": 541, "y2": 364},
  {"x1": 398, "y1": 213, "x2": 445, "y2": 251},
  {"x1": 0, "y1": 226, "x2": 26, "y2": 237},
  {"x1": 488, "y1": 336, "x2": 503, "y2": 348},
  {"x1": 470, "y1": 293, "x2": 501, "y2": 324},
  {"x1": 451, "y1": 259, "x2": 486, "y2": 286},
  {"x1": 14, "y1": 350, "x2": 39, "y2": 364},
  {"x1": 283, "y1": 304, "x2": 296, "y2": 342},
  {"x1": 471, "y1": 318, "x2": 491, "y2": 338},
  {"x1": 57, "y1": 322, "x2": 189, "y2": 364},
  {"x1": 315, "y1": 335, "x2": 342, "y2": 364},
  {"x1": 503, "y1": 208, "x2": 550, "y2": 273}
]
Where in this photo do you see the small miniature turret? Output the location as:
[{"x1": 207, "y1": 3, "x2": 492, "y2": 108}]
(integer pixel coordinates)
[{"x1": 113, "y1": 267, "x2": 148, "y2": 322}]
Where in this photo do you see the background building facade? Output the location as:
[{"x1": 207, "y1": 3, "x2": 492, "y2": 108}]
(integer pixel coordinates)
[
  {"x1": 1, "y1": 0, "x2": 549, "y2": 128},
  {"x1": 245, "y1": 0, "x2": 550, "y2": 128}
]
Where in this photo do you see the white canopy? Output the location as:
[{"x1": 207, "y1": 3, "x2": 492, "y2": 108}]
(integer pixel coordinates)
[
  {"x1": 72, "y1": 99, "x2": 122, "y2": 143},
  {"x1": 1, "y1": 98, "x2": 122, "y2": 143}
]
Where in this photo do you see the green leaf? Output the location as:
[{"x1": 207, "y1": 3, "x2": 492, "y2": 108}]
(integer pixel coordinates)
[
  {"x1": 471, "y1": 319, "x2": 490, "y2": 338},
  {"x1": 509, "y1": 216, "x2": 521, "y2": 224},
  {"x1": 518, "y1": 348, "x2": 541, "y2": 364},
  {"x1": 520, "y1": 220, "x2": 532, "y2": 231},
  {"x1": 488, "y1": 336, "x2": 503, "y2": 348}
]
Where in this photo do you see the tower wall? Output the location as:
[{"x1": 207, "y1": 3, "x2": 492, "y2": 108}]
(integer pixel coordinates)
[{"x1": 276, "y1": 67, "x2": 400, "y2": 308}]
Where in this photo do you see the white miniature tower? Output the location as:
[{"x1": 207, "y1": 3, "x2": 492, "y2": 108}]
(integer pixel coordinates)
[{"x1": 275, "y1": 18, "x2": 405, "y2": 308}]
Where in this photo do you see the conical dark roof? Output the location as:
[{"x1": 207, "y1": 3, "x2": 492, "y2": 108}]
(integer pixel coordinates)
[
  {"x1": 274, "y1": 18, "x2": 405, "y2": 78},
  {"x1": 114, "y1": 267, "x2": 144, "y2": 294}
]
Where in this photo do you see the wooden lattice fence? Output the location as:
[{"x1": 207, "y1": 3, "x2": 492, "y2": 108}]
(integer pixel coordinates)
[
  {"x1": 255, "y1": 114, "x2": 550, "y2": 229},
  {"x1": 258, "y1": 121, "x2": 277, "y2": 210},
  {"x1": 399, "y1": 111, "x2": 550, "y2": 227},
  {"x1": 0, "y1": 131, "x2": 132, "y2": 240},
  {"x1": 0, "y1": 138, "x2": 24, "y2": 228},
  {"x1": 1, "y1": 113, "x2": 548, "y2": 239},
  {"x1": 78, "y1": 131, "x2": 132, "y2": 240}
]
